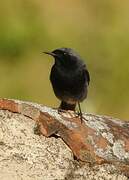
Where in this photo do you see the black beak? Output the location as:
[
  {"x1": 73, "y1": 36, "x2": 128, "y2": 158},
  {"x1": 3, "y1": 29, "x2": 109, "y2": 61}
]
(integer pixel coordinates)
[{"x1": 43, "y1": 51, "x2": 56, "y2": 57}]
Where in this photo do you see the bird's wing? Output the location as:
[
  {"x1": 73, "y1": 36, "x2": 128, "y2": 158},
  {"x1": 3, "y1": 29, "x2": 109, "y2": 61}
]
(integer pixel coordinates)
[
  {"x1": 83, "y1": 67, "x2": 90, "y2": 85},
  {"x1": 85, "y1": 69, "x2": 90, "y2": 85}
]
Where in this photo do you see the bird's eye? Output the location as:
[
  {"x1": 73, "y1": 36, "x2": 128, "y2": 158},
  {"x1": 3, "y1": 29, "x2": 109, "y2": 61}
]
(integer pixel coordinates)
[{"x1": 63, "y1": 52, "x2": 67, "y2": 55}]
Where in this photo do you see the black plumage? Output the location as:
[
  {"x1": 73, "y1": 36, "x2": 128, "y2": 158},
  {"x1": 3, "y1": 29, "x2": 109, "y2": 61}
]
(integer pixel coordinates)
[{"x1": 44, "y1": 48, "x2": 90, "y2": 122}]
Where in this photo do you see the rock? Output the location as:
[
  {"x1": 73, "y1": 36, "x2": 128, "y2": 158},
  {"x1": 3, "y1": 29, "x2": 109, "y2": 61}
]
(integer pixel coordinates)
[{"x1": 0, "y1": 110, "x2": 128, "y2": 180}]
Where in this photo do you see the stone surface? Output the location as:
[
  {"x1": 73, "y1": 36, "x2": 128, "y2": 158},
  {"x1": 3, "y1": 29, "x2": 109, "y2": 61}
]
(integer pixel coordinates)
[
  {"x1": 0, "y1": 98, "x2": 129, "y2": 170},
  {"x1": 0, "y1": 110, "x2": 128, "y2": 180},
  {"x1": 0, "y1": 110, "x2": 73, "y2": 180}
]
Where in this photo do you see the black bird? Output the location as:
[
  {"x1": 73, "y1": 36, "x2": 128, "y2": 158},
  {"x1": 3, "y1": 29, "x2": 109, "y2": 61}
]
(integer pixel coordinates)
[{"x1": 44, "y1": 48, "x2": 90, "y2": 122}]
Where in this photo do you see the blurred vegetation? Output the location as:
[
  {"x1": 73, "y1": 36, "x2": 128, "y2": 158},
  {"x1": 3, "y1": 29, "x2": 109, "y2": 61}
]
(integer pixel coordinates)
[{"x1": 0, "y1": 0, "x2": 129, "y2": 119}]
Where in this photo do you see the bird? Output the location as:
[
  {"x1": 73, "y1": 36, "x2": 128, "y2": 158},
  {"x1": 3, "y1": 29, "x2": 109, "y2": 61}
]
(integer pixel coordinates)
[{"x1": 44, "y1": 48, "x2": 90, "y2": 123}]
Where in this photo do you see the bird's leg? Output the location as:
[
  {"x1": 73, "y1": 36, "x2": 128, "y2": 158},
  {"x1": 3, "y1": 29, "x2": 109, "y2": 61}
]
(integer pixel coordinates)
[{"x1": 77, "y1": 102, "x2": 83, "y2": 123}]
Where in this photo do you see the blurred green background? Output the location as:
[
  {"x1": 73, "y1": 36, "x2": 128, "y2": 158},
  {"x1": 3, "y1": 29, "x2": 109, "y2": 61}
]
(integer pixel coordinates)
[{"x1": 0, "y1": 0, "x2": 129, "y2": 120}]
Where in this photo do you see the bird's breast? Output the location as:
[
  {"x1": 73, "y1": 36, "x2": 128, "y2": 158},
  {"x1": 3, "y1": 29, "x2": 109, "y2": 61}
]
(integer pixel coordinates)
[
  {"x1": 50, "y1": 65, "x2": 88, "y2": 102},
  {"x1": 50, "y1": 65, "x2": 83, "y2": 87}
]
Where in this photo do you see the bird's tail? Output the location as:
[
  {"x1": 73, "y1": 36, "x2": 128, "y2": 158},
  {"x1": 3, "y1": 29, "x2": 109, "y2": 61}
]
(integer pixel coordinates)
[{"x1": 59, "y1": 101, "x2": 76, "y2": 111}]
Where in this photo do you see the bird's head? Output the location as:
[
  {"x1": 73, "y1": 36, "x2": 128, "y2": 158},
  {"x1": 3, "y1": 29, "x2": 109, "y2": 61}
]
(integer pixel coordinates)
[{"x1": 44, "y1": 48, "x2": 84, "y2": 68}]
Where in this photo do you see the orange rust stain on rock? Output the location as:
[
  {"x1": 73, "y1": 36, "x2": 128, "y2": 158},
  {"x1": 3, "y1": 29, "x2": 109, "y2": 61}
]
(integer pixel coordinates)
[
  {"x1": 39, "y1": 125, "x2": 48, "y2": 136},
  {"x1": 71, "y1": 119, "x2": 96, "y2": 137},
  {"x1": 94, "y1": 136, "x2": 109, "y2": 149},
  {"x1": 64, "y1": 131, "x2": 90, "y2": 157},
  {"x1": 68, "y1": 130, "x2": 96, "y2": 157},
  {"x1": 0, "y1": 99, "x2": 18, "y2": 112},
  {"x1": 38, "y1": 112, "x2": 60, "y2": 136},
  {"x1": 124, "y1": 139, "x2": 129, "y2": 151}
]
